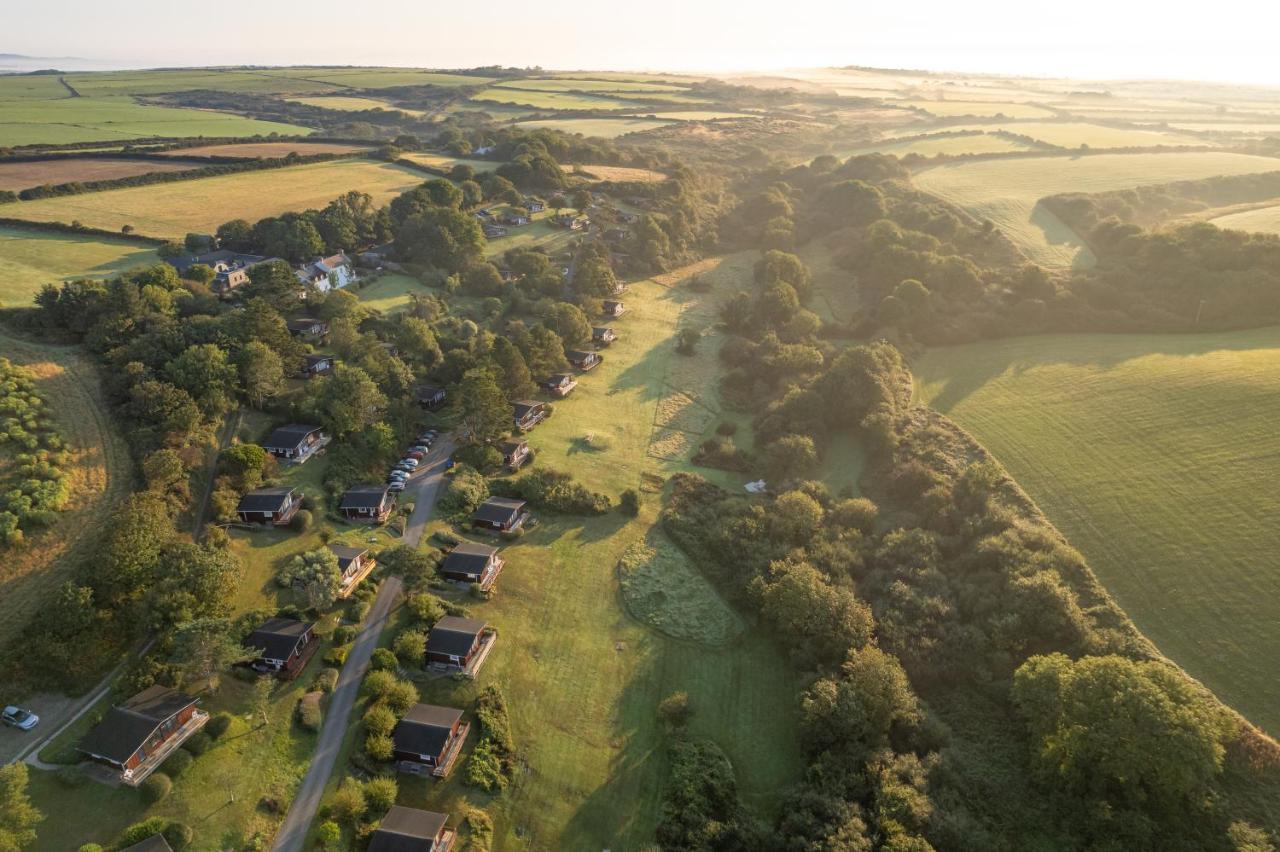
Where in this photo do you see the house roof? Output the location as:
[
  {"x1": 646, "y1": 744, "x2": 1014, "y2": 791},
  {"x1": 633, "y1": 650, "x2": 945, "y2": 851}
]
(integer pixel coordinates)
[
  {"x1": 237, "y1": 486, "x2": 297, "y2": 514},
  {"x1": 303, "y1": 354, "x2": 333, "y2": 367},
  {"x1": 393, "y1": 704, "x2": 463, "y2": 758},
  {"x1": 592, "y1": 326, "x2": 615, "y2": 336},
  {"x1": 80, "y1": 686, "x2": 197, "y2": 764},
  {"x1": 287, "y1": 317, "x2": 326, "y2": 332},
  {"x1": 442, "y1": 542, "x2": 497, "y2": 578},
  {"x1": 262, "y1": 424, "x2": 323, "y2": 451},
  {"x1": 499, "y1": 439, "x2": 527, "y2": 454},
  {"x1": 542, "y1": 373, "x2": 574, "y2": 387},
  {"x1": 512, "y1": 400, "x2": 543, "y2": 419},
  {"x1": 566, "y1": 349, "x2": 597, "y2": 363},
  {"x1": 340, "y1": 485, "x2": 391, "y2": 511},
  {"x1": 416, "y1": 385, "x2": 446, "y2": 400},
  {"x1": 471, "y1": 497, "x2": 526, "y2": 525},
  {"x1": 427, "y1": 616, "x2": 486, "y2": 657},
  {"x1": 329, "y1": 544, "x2": 368, "y2": 572},
  {"x1": 369, "y1": 806, "x2": 448, "y2": 852},
  {"x1": 121, "y1": 836, "x2": 175, "y2": 852},
  {"x1": 166, "y1": 250, "x2": 265, "y2": 275},
  {"x1": 243, "y1": 618, "x2": 314, "y2": 661}
]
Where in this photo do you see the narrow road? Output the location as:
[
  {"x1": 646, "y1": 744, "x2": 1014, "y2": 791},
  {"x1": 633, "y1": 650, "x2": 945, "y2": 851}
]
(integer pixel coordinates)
[
  {"x1": 402, "y1": 436, "x2": 455, "y2": 547},
  {"x1": 270, "y1": 575, "x2": 402, "y2": 852}
]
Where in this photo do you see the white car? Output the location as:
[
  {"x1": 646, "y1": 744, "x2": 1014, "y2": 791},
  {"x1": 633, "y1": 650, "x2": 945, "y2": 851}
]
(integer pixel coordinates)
[
  {"x1": 387, "y1": 481, "x2": 407, "y2": 493},
  {"x1": 2, "y1": 706, "x2": 39, "y2": 730},
  {"x1": 399, "y1": 458, "x2": 420, "y2": 469}
]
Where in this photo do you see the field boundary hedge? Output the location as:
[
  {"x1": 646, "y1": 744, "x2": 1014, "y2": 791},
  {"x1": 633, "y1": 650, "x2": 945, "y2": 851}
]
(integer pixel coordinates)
[{"x1": 0, "y1": 217, "x2": 167, "y2": 245}]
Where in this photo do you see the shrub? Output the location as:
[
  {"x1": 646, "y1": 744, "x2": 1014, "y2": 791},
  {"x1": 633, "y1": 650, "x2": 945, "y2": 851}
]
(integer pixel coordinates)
[
  {"x1": 831, "y1": 497, "x2": 878, "y2": 534},
  {"x1": 363, "y1": 704, "x2": 397, "y2": 738},
  {"x1": 183, "y1": 732, "x2": 212, "y2": 755},
  {"x1": 659, "y1": 691, "x2": 693, "y2": 729},
  {"x1": 205, "y1": 712, "x2": 233, "y2": 740},
  {"x1": 77, "y1": 845, "x2": 104, "y2": 852},
  {"x1": 362, "y1": 669, "x2": 398, "y2": 700},
  {"x1": 464, "y1": 808, "x2": 494, "y2": 852},
  {"x1": 676, "y1": 327, "x2": 701, "y2": 355},
  {"x1": 291, "y1": 508, "x2": 313, "y2": 532},
  {"x1": 347, "y1": 599, "x2": 371, "y2": 623},
  {"x1": 332, "y1": 625, "x2": 357, "y2": 644},
  {"x1": 455, "y1": 443, "x2": 503, "y2": 472},
  {"x1": 163, "y1": 748, "x2": 194, "y2": 777},
  {"x1": 324, "y1": 645, "x2": 349, "y2": 666},
  {"x1": 142, "y1": 772, "x2": 173, "y2": 803},
  {"x1": 328, "y1": 780, "x2": 366, "y2": 824},
  {"x1": 384, "y1": 682, "x2": 419, "y2": 715},
  {"x1": 365, "y1": 732, "x2": 394, "y2": 762},
  {"x1": 116, "y1": 818, "x2": 169, "y2": 849},
  {"x1": 465, "y1": 685, "x2": 516, "y2": 792},
  {"x1": 438, "y1": 465, "x2": 489, "y2": 515},
  {"x1": 363, "y1": 776, "x2": 398, "y2": 815},
  {"x1": 313, "y1": 667, "x2": 340, "y2": 693},
  {"x1": 298, "y1": 692, "x2": 323, "y2": 731},
  {"x1": 370, "y1": 648, "x2": 398, "y2": 671},
  {"x1": 715, "y1": 421, "x2": 738, "y2": 436},
  {"x1": 162, "y1": 820, "x2": 194, "y2": 849},
  {"x1": 393, "y1": 628, "x2": 428, "y2": 664},
  {"x1": 316, "y1": 820, "x2": 341, "y2": 850},
  {"x1": 504, "y1": 467, "x2": 610, "y2": 514},
  {"x1": 619, "y1": 489, "x2": 640, "y2": 517}
]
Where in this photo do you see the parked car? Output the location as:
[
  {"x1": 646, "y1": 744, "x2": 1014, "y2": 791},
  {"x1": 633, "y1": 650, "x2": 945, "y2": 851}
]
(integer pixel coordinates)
[
  {"x1": 406, "y1": 450, "x2": 425, "y2": 461},
  {"x1": 2, "y1": 706, "x2": 39, "y2": 730},
  {"x1": 417, "y1": 431, "x2": 438, "y2": 442},
  {"x1": 387, "y1": 481, "x2": 407, "y2": 493},
  {"x1": 399, "y1": 458, "x2": 420, "y2": 469},
  {"x1": 410, "y1": 444, "x2": 432, "y2": 454}
]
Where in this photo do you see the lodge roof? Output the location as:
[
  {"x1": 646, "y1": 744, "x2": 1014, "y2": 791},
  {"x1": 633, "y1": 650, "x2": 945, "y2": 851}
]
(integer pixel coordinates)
[
  {"x1": 339, "y1": 485, "x2": 391, "y2": 511},
  {"x1": 369, "y1": 806, "x2": 448, "y2": 852},
  {"x1": 442, "y1": 542, "x2": 497, "y2": 578},
  {"x1": 242, "y1": 618, "x2": 314, "y2": 661},
  {"x1": 328, "y1": 544, "x2": 368, "y2": 572},
  {"x1": 79, "y1": 686, "x2": 197, "y2": 764},
  {"x1": 470, "y1": 497, "x2": 525, "y2": 526},
  {"x1": 262, "y1": 424, "x2": 323, "y2": 450},
  {"x1": 237, "y1": 486, "x2": 297, "y2": 514},
  {"x1": 426, "y1": 616, "x2": 487, "y2": 657},
  {"x1": 393, "y1": 704, "x2": 463, "y2": 758}
]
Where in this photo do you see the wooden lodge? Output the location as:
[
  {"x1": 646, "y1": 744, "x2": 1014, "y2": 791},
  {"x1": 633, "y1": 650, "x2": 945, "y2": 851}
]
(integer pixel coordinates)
[
  {"x1": 567, "y1": 349, "x2": 602, "y2": 371},
  {"x1": 540, "y1": 373, "x2": 577, "y2": 398},
  {"x1": 440, "y1": 541, "x2": 504, "y2": 591},
  {"x1": 369, "y1": 806, "x2": 456, "y2": 852},
  {"x1": 592, "y1": 326, "x2": 617, "y2": 346},
  {"x1": 416, "y1": 385, "x2": 447, "y2": 411},
  {"x1": 300, "y1": 354, "x2": 334, "y2": 379},
  {"x1": 513, "y1": 399, "x2": 549, "y2": 431},
  {"x1": 329, "y1": 544, "x2": 375, "y2": 594},
  {"x1": 241, "y1": 617, "x2": 317, "y2": 677},
  {"x1": 393, "y1": 704, "x2": 470, "y2": 777},
  {"x1": 78, "y1": 686, "x2": 208, "y2": 786},
  {"x1": 339, "y1": 485, "x2": 396, "y2": 524},
  {"x1": 470, "y1": 496, "x2": 528, "y2": 534},
  {"x1": 425, "y1": 616, "x2": 493, "y2": 677},
  {"x1": 236, "y1": 486, "x2": 302, "y2": 526},
  {"x1": 261, "y1": 424, "x2": 329, "y2": 464},
  {"x1": 121, "y1": 835, "x2": 175, "y2": 852},
  {"x1": 286, "y1": 317, "x2": 329, "y2": 340},
  {"x1": 500, "y1": 438, "x2": 529, "y2": 470},
  {"x1": 602, "y1": 299, "x2": 627, "y2": 318}
]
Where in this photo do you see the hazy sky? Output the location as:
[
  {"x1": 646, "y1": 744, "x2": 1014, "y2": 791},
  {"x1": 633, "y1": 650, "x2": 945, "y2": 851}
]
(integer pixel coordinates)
[{"x1": 11, "y1": 0, "x2": 1280, "y2": 85}]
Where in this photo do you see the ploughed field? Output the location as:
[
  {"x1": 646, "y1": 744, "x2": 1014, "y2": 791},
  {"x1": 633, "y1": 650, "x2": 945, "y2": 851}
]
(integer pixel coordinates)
[
  {"x1": 914, "y1": 327, "x2": 1280, "y2": 734},
  {"x1": 914, "y1": 151, "x2": 1280, "y2": 268},
  {"x1": 0, "y1": 156, "x2": 206, "y2": 191}
]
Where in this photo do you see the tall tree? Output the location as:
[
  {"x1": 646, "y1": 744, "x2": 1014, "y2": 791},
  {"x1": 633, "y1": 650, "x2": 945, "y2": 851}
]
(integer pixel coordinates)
[
  {"x1": 0, "y1": 764, "x2": 43, "y2": 851},
  {"x1": 170, "y1": 617, "x2": 255, "y2": 689},
  {"x1": 456, "y1": 368, "x2": 511, "y2": 444}
]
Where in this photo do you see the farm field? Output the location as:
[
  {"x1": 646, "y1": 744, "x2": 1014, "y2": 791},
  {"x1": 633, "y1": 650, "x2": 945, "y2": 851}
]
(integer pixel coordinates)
[
  {"x1": 285, "y1": 95, "x2": 426, "y2": 116},
  {"x1": 0, "y1": 156, "x2": 204, "y2": 191},
  {"x1": 156, "y1": 141, "x2": 369, "y2": 158},
  {"x1": 889, "y1": 120, "x2": 1208, "y2": 148},
  {"x1": 851, "y1": 132, "x2": 1034, "y2": 157},
  {"x1": 401, "y1": 152, "x2": 502, "y2": 173},
  {"x1": 0, "y1": 225, "x2": 160, "y2": 306},
  {"x1": 353, "y1": 273, "x2": 427, "y2": 314},
  {"x1": 473, "y1": 88, "x2": 639, "y2": 111},
  {"x1": 512, "y1": 117, "x2": 673, "y2": 137},
  {"x1": 260, "y1": 68, "x2": 494, "y2": 88},
  {"x1": 915, "y1": 151, "x2": 1280, "y2": 267},
  {"x1": 1168, "y1": 121, "x2": 1280, "y2": 134},
  {"x1": 914, "y1": 327, "x2": 1280, "y2": 735},
  {"x1": 61, "y1": 69, "x2": 338, "y2": 96},
  {"x1": 492, "y1": 78, "x2": 688, "y2": 93},
  {"x1": 0, "y1": 95, "x2": 312, "y2": 147},
  {"x1": 574, "y1": 163, "x2": 667, "y2": 182},
  {"x1": 646, "y1": 110, "x2": 755, "y2": 121},
  {"x1": 1209, "y1": 203, "x2": 1280, "y2": 234},
  {"x1": 902, "y1": 99, "x2": 1057, "y2": 118},
  {"x1": 3, "y1": 158, "x2": 427, "y2": 239}
]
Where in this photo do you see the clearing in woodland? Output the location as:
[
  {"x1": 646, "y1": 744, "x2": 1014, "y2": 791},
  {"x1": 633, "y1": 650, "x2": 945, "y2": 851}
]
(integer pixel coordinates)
[{"x1": 914, "y1": 327, "x2": 1280, "y2": 735}]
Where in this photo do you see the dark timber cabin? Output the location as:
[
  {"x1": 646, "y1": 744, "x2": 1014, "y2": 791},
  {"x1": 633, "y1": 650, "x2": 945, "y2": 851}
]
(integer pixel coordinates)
[
  {"x1": 567, "y1": 349, "x2": 602, "y2": 371},
  {"x1": 300, "y1": 354, "x2": 334, "y2": 379},
  {"x1": 287, "y1": 317, "x2": 329, "y2": 339},
  {"x1": 416, "y1": 385, "x2": 447, "y2": 411},
  {"x1": 242, "y1": 617, "x2": 316, "y2": 676},
  {"x1": 513, "y1": 399, "x2": 548, "y2": 431},
  {"x1": 369, "y1": 806, "x2": 455, "y2": 852},
  {"x1": 78, "y1": 686, "x2": 206, "y2": 785},
  {"x1": 121, "y1": 836, "x2": 175, "y2": 852},
  {"x1": 329, "y1": 543, "x2": 373, "y2": 593},
  {"x1": 440, "y1": 541, "x2": 504, "y2": 591},
  {"x1": 425, "y1": 616, "x2": 488, "y2": 671},
  {"x1": 236, "y1": 486, "x2": 302, "y2": 526},
  {"x1": 261, "y1": 424, "x2": 329, "y2": 464},
  {"x1": 339, "y1": 485, "x2": 396, "y2": 523},
  {"x1": 540, "y1": 373, "x2": 576, "y2": 397},
  {"x1": 392, "y1": 704, "x2": 470, "y2": 777},
  {"x1": 500, "y1": 438, "x2": 529, "y2": 470},
  {"x1": 592, "y1": 326, "x2": 616, "y2": 346},
  {"x1": 470, "y1": 497, "x2": 528, "y2": 533},
  {"x1": 602, "y1": 299, "x2": 626, "y2": 318}
]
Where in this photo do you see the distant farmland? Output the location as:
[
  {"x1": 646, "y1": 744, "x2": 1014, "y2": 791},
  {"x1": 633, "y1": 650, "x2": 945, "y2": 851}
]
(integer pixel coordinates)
[
  {"x1": 473, "y1": 88, "x2": 640, "y2": 110},
  {"x1": 4, "y1": 158, "x2": 426, "y2": 239},
  {"x1": 1210, "y1": 203, "x2": 1280, "y2": 234},
  {"x1": 898, "y1": 120, "x2": 1207, "y2": 149},
  {"x1": 512, "y1": 117, "x2": 673, "y2": 137},
  {"x1": 902, "y1": 99, "x2": 1056, "y2": 119},
  {"x1": 155, "y1": 141, "x2": 370, "y2": 158},
  {"x1": 284, "y1": 95, "x2": 427, "y2": 116},
  {"x1": 915, "y1": 151, "x2": 1280, "y2": 267},
  {"x1": 914, "y1": 327, "x2": 1280, "y2": 734},
  {"x1": 0, "y1": 156, "x2": 204, "y2": 191}
]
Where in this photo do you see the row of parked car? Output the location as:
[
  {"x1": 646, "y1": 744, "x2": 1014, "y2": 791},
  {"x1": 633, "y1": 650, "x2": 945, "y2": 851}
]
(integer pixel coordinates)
[{"x1": 386, "y1": 429, "x2": 440, "y2": 492}]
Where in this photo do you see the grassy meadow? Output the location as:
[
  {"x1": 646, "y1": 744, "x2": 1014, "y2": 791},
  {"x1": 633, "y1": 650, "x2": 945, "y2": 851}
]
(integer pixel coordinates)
[
  {"x1": 511, "y1": 117, "x2": 673, "y2": 138},
  {"x1": 914, "y1": 151, "x2": 1280, "y2": 267},
  {"x1": 492, "y1": 78, "x2": 688, "y2": 94},
  {"x1": 473, "y1": 88, "x2": 639, "y2": 111},
  {"x1": 285, "y1": 95, "x2": 427, "y2": 116},
  {"x1": 401, "y1": 152, "x2": 502, "y2": 173},
  {"x1": 851, "y1": 132, "x2": 1034, "y2": 158},
  {"x1": 902, "y1": 99, "x2": 1056, "y2": 119},
  {"x1": 0, "y1": 225, "x2": 160, "y2": 307},
  {"x1": 4, "y1": 158, "x2": 427, "y2": 239},
  {"x1": 353, "y1": 273, "x2": 429, "y2": 314},
  {"x1": 914, "y1": 327, "x2": 1280, "y2": 735},
  {"x1": 156, "y1": 141, "x2": 369, "y2": 158},
  {"x1": 1210, "y1": 203, "x2": 1280, "y2": 234},
  {"x1": 900, "y1": 120, "x2": 1208, "y2": 149}
]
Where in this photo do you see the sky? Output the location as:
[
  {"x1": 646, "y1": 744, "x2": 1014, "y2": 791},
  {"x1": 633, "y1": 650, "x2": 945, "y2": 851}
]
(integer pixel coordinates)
[{"x1": 9, "y1": 0, "x2": 1280, "y2": 86}]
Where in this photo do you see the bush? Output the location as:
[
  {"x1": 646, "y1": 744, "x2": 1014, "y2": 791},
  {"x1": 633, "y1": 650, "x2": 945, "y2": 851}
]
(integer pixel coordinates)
[
  {"x1": 438, "y1": 465, "x2": 490, "y2": 516},
  {"x1": 363, "y1": 704, "x2": 397, "y2": 738},
  {"x1": 162, "y1": 820, "x2": 194, "y2": 849},
  {"x1": 363, "y1": 776, "x2": 398, "y2": 815},
  {"x1": 393, "y1": 628, "x2": 428, "y2": 664},
  {"x1": 384, "y1": 682, "x2": 419, "y2": 715},
  {"x1": 347, "y1": 599, "x2": 371, "y2": 623},
  {"x1": 365, "y1": 732, "x2": 394, "y2": 762},
  {"x1": 659, "y1": 691, "x2": 692, "y2": 729},
  {"x1": 504, "y1": 467, "x2": 610, "y2": 515},
  {"x1": 715, "y1": 421, "x2": 738, "y2": 436},
  {"x1": 142, "y1": 772, "x2": 173, "y2": 803},
  {"x1": 328, "y1": 780, "x2": 366, "y2": 825},
  {"x1": 313, "y1": 667, "x2": 340, "y2": 693},
  {"x1": 163, "y1": 748, "x2": 194, "y2": 777},
  {"x1": 370, "y1": 648, "x2": 398, "y2": 671},
  {"x1": 324, "y1": 645, "x2": 350, "y2": 666},
  {"x1": 298, "y1": 692, "x2": 323, "y2": 731},
  {"x1": 455, "y1": 443, "x2": 503, "y2": 472},
  {"x1": 116, "y1": 818, "x2": 169, "y2": 849},
  {"x1": 205, "y1": 712, "x2": 233, "y2": 740},
  {"x1": 291, "y1": 508, "x2": 313, "y2": 532},
  {"x1": 619, "y1": 489, "x2": 640, "y2": 517},
  {"x1": 77, "y1": 845, "x2": 104, "y2": 852},
  {"x1": 332, "y1": 625, "x2": 357, "y2": 644},
  {"x1": 183, "y1": 732, "x2": 212, "y2": 756},
  {"x1": 316, "y1": 820, "x2": 341, "y2": 850},
  {"x1": 362, "y1": 669, "x2": 398, "y2": 700}
]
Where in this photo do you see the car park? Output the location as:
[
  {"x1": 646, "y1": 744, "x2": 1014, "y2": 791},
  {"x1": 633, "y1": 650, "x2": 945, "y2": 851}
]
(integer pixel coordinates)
[
  {"x1": 400, "y1": 458, "x2": 420, "y2": 469},
  {"x1": 2, "y1": 706, "x2": 39, "y2": 730},
  {"x1": 387, "y1": 481, "x2": 406, "y2": 493},
  {"x1": 406, "y1": 450, "x2": 425, "y2": 461}
]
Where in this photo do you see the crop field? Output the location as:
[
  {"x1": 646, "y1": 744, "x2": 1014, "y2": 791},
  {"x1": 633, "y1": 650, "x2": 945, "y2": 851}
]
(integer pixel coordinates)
[
  {"x1": 1209, "y1": 204, "x2": 1280, "y2": 234},
  {"x1": 349, "y1": 265, "x2": 799, "y2": 848},
  {"x1": 61, "y1": 69, "x2": 338, "y2": 96},
  {"x1": 512, "y1": 117, "x2": 673, "y2": 137},
  {"x1": 914, "y1": 327, "x2": 1280, "y2": 735},
  {"x1": 0, "y1": 225, "x2": 160, "y2": 306},
  {"x1": 914, "y1": 151, "x2": 1280, "y2": 267},
  {"x1": 0, "y1": 156, "x2": 205, "y2": 191},
  {"x1": 155, "y1": 141, "x2": 369, "y2": 158},
  {"x1": 284, "y1": 95, "x2": 426, "y2": 116},
  {"x1": 0, "y1": 331, "x2": 130, "y2": 650},
  {"x1": 260, "y1": 68, "x2": 494, "y2": 88},
  {"x1": 852, "y1": 132, "x2": 1034, "y2": 157},
  {"x1": 610, "y1": 91, "x2": 715, "y2": 105},
  {"x1": 4, "y1": 158, "x2": 426, "y2": 238},
  {"x1": 645, "y1": 110, "x2": 755, "y2": 121},
  {"x1": 0, "y1": 95, "x2": 312, "y2": 147},
  {"x1": 492, "y1": 78, "x2": 688, "y2": 93},
  {"x1": 473, "y1": 88, "x2": 639, "y2": 111},
  {"x1": 902, "y1": 99, "x2": 1057, "y2": 118},
  {"x1": 401, "y1": 152, "x2": 502, "y2": 173},
  {"x1": 574, "y1": 163, "x2": 667, "y2": 182}
]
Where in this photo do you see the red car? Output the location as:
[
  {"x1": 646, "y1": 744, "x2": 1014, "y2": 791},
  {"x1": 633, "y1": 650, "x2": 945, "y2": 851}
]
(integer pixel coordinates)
[{"x1": 406, "y1": 450, "x2": 426, "y2": 461}]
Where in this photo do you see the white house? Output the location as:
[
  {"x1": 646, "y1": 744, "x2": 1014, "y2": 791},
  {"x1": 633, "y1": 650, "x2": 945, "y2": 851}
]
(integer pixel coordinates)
[{"x1": 296, "y1": 252, "x2": 356, "y2": 293}]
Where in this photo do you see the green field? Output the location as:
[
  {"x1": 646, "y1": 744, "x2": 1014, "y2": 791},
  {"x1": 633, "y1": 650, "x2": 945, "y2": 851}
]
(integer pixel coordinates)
[
  {"x1": 645, "y1": 110, "x2": 755, "y2": 121},
  {"x1": 0, "y1": 94, "x2": 312, "y2": 147},
  {"x1": 0, "y1": 226, "x2": 160, "y2": 306},
  {"x1": 61, "y1": 69, "x2": 336, "y2": 96},
  {"x1": 900, "y1": 120, "x2": 1208, "y2": 149},
  {"x1": 914, "y1": 151, "x2": 1280, "y2": 267},
  {"x1": 1209, "y1": 203, "x2": 1280, "y2": 234},
  {"x1": 914, "y1": 327, "x2": 1280, "y2": 735},
  {"x1": 493, "y1": 78, "x2": 688, "y2": 93},
  {"x1": 285, "y1": 95, "x2": 426, "y2": 116},
  {"x1": 401, "y1": 152, "x2": 502, "y2": 173},
  {"x1": 852, "y1": 132, "x2": 1034, "y2": 157},
  {"x1": 261, "y1": 68, "x2": 493, "y2": 89},
  {"x1": 902, "y1": 99, "x2": 1056, "y2": 119},
  {"x1": 353, "y1": 273, "x2": 427, "y2": 314},
  {"x1": 511, "y1": 117, "x2": 673, "y2": 138},
  {"x1": 4, "y1": 158, "x2": 426, "y2": 239},
  {"x1": 473, "y1": 88, "x2": 639, "y2": 111}
]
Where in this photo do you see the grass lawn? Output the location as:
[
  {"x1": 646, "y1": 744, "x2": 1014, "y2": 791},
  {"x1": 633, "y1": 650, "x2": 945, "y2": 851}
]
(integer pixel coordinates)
[
  {"x1": 354, "y1": 273, "x2": 430, "y2": 315},
  {"x1": 914, "y1": 151, "x2": 1280, "y2": 268},
  {"x1": 4, "y1": 158, "x2": 426, "y2": 240},
  {"x1": 480, "y1": 209, "x2": 583, "y2": 261},
  {"x1": 0, "y1": 330, "x2": 131, "y2": 651},
  {"x1": 914, "y1": 326, "x2": 1280, "y2": 735},
  {"x1": 511, "y1": 117, "x2": 674, "y2": 138},
  {"x1": 896, "y1": 120, "x2": 1208, "y2": 149},
  {"x1": 0, "y1": 225, "x2": 160, "y2": 308},
  {"x1": 261, "y1": 69, "x2": 494, "y2": 89}
]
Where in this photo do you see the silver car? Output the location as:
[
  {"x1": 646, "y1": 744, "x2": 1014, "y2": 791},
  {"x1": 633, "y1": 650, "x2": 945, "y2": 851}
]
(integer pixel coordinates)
[{"x1": 2, "y1": 706, "x2": 39, "y2": 730}]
